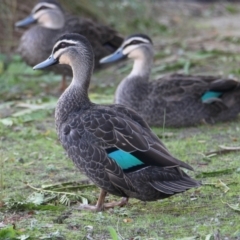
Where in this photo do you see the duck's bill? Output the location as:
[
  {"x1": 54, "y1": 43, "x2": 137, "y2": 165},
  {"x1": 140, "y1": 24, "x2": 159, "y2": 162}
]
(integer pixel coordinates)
[
  {"x1": 33, "y1": 56, "x2": 58, "y2": 70},
  {"x1": 100, "y1": 49, "x2": 126, "y2": 64},
  {"x1": 15, "y1": 15, "x2": 36, "y2": 27}
]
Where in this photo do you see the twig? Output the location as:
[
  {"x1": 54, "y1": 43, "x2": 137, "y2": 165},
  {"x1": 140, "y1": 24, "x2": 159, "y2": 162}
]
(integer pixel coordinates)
[
  {"x1": 205, "y1": 145, "x2": 240, "y2": 157},
  {"x1": 26, "y1": 182, "x2": 93, "y2": 198},
  {"x1": 117, "y1": 216, "x2": 123, "y2": 240}
]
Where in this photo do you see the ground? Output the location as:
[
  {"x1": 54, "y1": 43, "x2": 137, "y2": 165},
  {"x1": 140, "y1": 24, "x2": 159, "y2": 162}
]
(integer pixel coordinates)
[{"x1": 0, "y1": 1, "x2": 240, "y2": 240}]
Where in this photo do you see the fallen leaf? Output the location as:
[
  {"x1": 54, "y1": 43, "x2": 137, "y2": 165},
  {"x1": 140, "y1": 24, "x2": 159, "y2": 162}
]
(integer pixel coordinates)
[
  {"x1": 23, "y1": 161, "x2": 34, "y2": 166},
  {"x1": 196, "y1": 168, "x2": 236, "y2": 178},
  {"x1": 215, "y1": 179, "x2": 230, "y2": 193},
  {"x1": 16, "y1": 234, "x2": 30, "y2": 240},
  {"x1": 176, "y1": 237, "x2": 198, "y2": 240},
  {"x1": 205, "y1": 145, "x2": 240, "y2": 157},
  {"x1": 0, "y1": 118, "x2": 13, "y2": 126},
  {"x1": 226, "y1": 203, "x2": 240, "y2": 212},
  {"x1": 80, "y1": 196, "x2": 88, "y2": 205},
  {"x1": 123, "y1": 218, "x2": 133, "y2": 223},
  {"x1": 219, "y1": 145, "x2": 240, "y2": 150},
  {"x1": 157, "y1": 132, "x2": 174, "y2": 138},
  {"x1": 205, "y1": 234, "x2": 213, "y2": 240},
  {"x1": 204, "y1": 179, "x2": 229, "y2": 193},
  {"x1": 27, "y1": 192, "x2": 44, "y2": 205},
  {"x1": 84, "y1": 225, "x2": 93, "y2": 231},
  {"x1": 42, "y1": 130, "x2": 51, "y2": 136}
]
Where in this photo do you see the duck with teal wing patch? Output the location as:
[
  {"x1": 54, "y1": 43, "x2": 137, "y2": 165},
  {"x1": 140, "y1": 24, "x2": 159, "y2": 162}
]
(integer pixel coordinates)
[
  {"x1": 33, "y1": 33, "x2": 200, "y2": 211},
  {"x1": 15, "y1": 0, "x2": 123, "y2": 91},
  {"x1": 100, "y1": 34, "x2": 240, "y2": 127}
]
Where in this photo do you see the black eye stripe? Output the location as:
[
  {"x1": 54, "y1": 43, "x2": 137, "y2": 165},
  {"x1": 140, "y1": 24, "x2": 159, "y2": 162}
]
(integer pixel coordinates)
[
  {"x1": 123, "y1": 40, "x2": 146, "y2": 49},
  {"x1": 53, "y1": 42, "x2": 76, "y2": 54},
  {"x1": 34, "y1": 6, "x2": 50, "y2": 13}
]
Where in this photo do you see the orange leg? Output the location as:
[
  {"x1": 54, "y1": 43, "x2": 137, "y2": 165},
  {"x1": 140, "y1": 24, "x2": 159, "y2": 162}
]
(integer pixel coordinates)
[
  {"x1": 75, "y1": 189, "x2": 128, "y2": 212},
  {"x1": 76, "y1": 189, "x2": 107, "y2": 212},
  {"x1": 104, "y1": 197, "x2": 128, "y2": 209}
]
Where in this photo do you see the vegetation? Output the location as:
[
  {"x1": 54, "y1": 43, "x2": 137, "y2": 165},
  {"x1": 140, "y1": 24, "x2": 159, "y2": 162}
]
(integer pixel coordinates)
[{"x1": 1, "y1": 1, "x2": 240, "y2": 239}]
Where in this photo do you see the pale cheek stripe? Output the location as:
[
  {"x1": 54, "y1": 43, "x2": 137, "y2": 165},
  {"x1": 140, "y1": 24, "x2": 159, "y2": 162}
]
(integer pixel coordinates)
[
  {"x1": 53, "y1": 40, "x2": 78, "y2": 50},
  {"x1": 52, "y1": 40, "x2": 78, "y2": 58},
  {"x1": 122, "y1": 45, "x2": 139, "y2": 55},
  {"x1": 53, "y1": 48, "x2": 65, "y2": 59},
  {"x1": 33, "y1": 3, "x2": 58, "y2": 13},
  {"x1": 123, "y1": 37, "x2": 150, "y2": 47}
]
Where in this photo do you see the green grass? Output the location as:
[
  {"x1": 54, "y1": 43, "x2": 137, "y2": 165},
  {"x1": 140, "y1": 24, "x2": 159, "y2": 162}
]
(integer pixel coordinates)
[
  {"x1": 0, "y1": 115, "x2": 240, "y2": 239},
  {"x1": 1, "y1": 1, "x2": 240, "y2": 239}
]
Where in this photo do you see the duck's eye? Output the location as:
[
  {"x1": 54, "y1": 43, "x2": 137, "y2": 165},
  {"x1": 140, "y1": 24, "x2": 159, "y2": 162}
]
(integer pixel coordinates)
[
  {"x1": 130, "y1": 40, "x2": 142, "y2": 45},
  {"x1": 34, "y1": 6, "x2": 49, "y2": 13},
  {"x1": 60, "y1": 42, "x2": 66, "y2": 48}
]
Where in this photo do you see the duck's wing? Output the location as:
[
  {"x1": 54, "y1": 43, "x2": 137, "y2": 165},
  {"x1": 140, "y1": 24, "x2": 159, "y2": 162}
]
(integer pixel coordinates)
[
  {"x1": 62, "y1": 104, "x2": 196, "y2": 195},
  {"x1": 66, "y1": 139, "x2": 136, "y2": 196},
  {"x1": 149, "y1": 74, "x2": 240, "y2": 106},
  {"x1": 80, "y1": 104, "x2": 193, "y2": 171},
  {"x1": 64, "y1": 15, "x2": 123, "y2": 59},
  {"x1": 152, "y1": 74, "x2": 239, "y2": 97}
]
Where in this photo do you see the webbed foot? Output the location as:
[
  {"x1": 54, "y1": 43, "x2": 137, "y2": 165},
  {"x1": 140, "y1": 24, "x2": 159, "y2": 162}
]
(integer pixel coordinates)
[{"x1": 74, "y1": 189, "x2": 129, "y2": 212}]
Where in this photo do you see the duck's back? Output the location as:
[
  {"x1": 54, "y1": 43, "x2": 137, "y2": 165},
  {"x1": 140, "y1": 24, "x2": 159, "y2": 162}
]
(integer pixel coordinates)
[
  {"x1": 115, "y1": 74, "x2": 240, "y2": 127},
  {"x1": 64, "y1": 15, "x2": 123, "y2": 68},
  {"x1": 56, "y1": 101, "x2": 199, "y2": 201},
  {"x1": 18, "y1": 15, "x2": 123, "y2": 75},
  {"x1": 154, "y1": 74, "x2": 240, "y2": 124}
]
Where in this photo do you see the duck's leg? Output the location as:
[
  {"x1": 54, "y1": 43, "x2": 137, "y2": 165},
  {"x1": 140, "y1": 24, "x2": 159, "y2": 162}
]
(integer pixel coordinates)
[
  {"x1": 76, "y1": 189, "x2": 107, "y2": 212},
  {"x1": 104, "y1": 197, "x2": 129, "y2": 209},
  {"x1": 75, "y1": 190, "x2": 128, "y2": 211}
]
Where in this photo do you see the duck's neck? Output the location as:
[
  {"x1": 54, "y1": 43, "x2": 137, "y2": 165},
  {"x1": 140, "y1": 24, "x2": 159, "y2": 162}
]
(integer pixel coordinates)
[
  {"x1": 129, "y1": 46, "x2": 153, "y2": 79},
  {"x1": 40, "y1": 11, "x2": 65, "y2": 29},
  {"x1": 55, "y1": 59, "x2": 93, "y2": 132},
  {"x1": 115, "y1": 46, "x2": 153, "y2": 104}
]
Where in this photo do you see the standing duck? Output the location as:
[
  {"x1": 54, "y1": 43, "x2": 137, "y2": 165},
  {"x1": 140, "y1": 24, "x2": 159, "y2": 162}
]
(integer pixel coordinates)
[
  {"x1": 100, "y1": 34, "x2": 240, "y2": 127},
  {"x1": 33, "y1": 33, "x2": 200, "y2": 211},
  {"x1": 15, "y1": 0, "x2": 123, "y2": 90}
]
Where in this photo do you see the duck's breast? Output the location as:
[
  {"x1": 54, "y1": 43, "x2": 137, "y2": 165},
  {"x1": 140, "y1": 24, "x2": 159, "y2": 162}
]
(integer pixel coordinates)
[{"x1": 18, "y1": 26, "x2": 61, "y2": 66}]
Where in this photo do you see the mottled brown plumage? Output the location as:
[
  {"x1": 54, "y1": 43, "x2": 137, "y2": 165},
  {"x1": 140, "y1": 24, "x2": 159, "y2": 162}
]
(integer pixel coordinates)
[
  {"x1": 16, "y1": 0, "x2": 123, "y2": 77},
  {"x1": 33, "y1": 33, "x2": 200, "y2": 211},
  {"x1": 100, "y1": 34, "x2": 240, "y2": 127}
]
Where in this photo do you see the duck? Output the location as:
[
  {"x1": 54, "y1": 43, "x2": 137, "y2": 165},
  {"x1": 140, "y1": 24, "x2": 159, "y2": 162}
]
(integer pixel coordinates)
[
  {"x1": 100, "y1": 33, "x2": 240, "y2": 128},
  {"x1": 33, "y1": 33, "x2": 200, "y2": 211},
  {"x1": 15, "y1": 0, "x2": 123, "y2": 90}
]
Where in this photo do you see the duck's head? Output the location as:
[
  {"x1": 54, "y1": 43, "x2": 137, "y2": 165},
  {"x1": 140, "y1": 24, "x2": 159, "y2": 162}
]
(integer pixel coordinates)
[
  {"x1": 100, "y1": 34, "x2": 153, "y2": 64},
  {"x1": 33, "y1": 33, "x2": 94, "y2": 70},
  {"x1": 15, "y1": 0, "x2": 64, "y2": 29}
]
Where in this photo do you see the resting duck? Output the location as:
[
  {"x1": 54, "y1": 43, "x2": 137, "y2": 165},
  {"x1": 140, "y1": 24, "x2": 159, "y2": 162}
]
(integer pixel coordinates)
[
  {"x1": 33, "y1": 33, "x2": 200, "y2": 211},
  {"x1": 15, "y1": 0, "x2": 123, "y2": 90},
  {"x1": 100, "y1": 34, "x2": 240, "y2": 127}
]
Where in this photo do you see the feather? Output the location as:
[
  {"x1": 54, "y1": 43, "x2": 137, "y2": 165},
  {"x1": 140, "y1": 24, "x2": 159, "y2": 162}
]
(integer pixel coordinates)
[
  {"x1": 44, "y1": 33, "x2": 201, "y2": 208},
  {"x1": 201, "y1": 91, "x2": 223, "y2": 103},
  {"x1": 100, "y1": 33, "x2": 240, "y2": 127},
  {"x1": 16, "y1": 0, "x2": 123, "y2": 77},
  {"x1": 108, "y1": 149, "x2": 144, "y2": 170}
]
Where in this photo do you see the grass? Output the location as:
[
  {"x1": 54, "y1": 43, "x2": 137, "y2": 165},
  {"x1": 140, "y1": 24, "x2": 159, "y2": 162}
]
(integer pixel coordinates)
[
  {"x1": 0, "y1": 113, "x2": 240, "y2": 239},
  {"x1": 1, "y1": 1, "x2": 240, "y2": 239}
]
